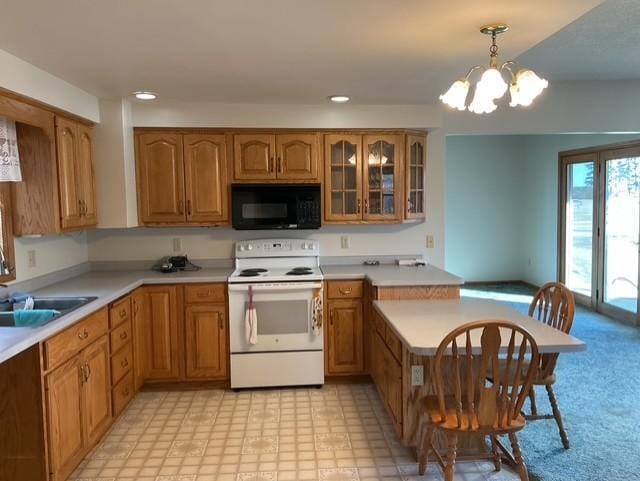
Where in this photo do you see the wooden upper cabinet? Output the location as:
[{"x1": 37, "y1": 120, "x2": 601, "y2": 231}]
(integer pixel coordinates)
[
  {"x1": 45, "y1": 355, "x2": 85, "y2": 481},
  {"x1": 55, "y1": 117, "x2": 98, "y2": 231},
  {"x1": 233, "y1": 134, "x2": 276, "y2": 180},
  {"x1": 405, "y1": 134, "x2": 426, "y2": 220},
  {"x1": 144, "y1": 286, "x2": 180, "y2": 380},
  {"x1": 276, "y1": 134, "x2": 320, "y2": 180},
  {"x1": 82, "y1": 336, "x2": 111, "y2": 446},
  {"x1": 185, "y1": 304, "x2": 227, "y2": 379},
  {"x1": 136, "y1": 132, "x2": 186, "y2": 224},
  {"x1": 326, "y1": 299, "x2": 364, "y2": 375},
  {"x1": 76, "y1": 123, "x2": 98, "y2": 226},
  {"x1": 184, "y1": 134, "x2": 228, "y2": 224},
  {"x1": 55, "y1": 117, "x2": 82, "y2": 229},
  {"x1": 324, "y1": 134, "x2": 362, "y2": 222},
  {"x1": 362, "y1": 134, "x2": 403, "y2": 221}
]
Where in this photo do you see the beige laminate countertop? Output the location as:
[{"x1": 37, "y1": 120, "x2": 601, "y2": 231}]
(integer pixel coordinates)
[
  {"x1": 0, "y1": 268, "x2": 232, "y2": 364},
  {"x1": 0, "y1": 262, "x2": 464, "y2": 364},
  {"x1": 374, "y1": 298, "x2": 586, "y2": 356},
  {"x1": 320, "y1": 264, "x2": 464, "y2": 286}
]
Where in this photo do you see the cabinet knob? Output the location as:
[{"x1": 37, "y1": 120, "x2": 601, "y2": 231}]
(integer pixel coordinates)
[
  {"x1": 120, "y1": 308, "x2": 127, "y2": 318},
  {"x1": 357, "y1": 199, "x2": 361, "y2": 214},
  {"x1": 78, "y1": 329, "x2": 89, "y2": 340},
  {"x1": 187, "y1": 199, "x2": 192, "y2": 216},
  {"x1": 338, "y1": 288, "x2": 352, "y2": 295},
  {"x1": 270, "y1": 157, "x2": 274, "y2": 173},
  {"x1": 121, "y1": 358, "x2": 129, "y2": 368},
  {"x1": 178, "y1": 200, "x2": 184, "y2": 215},
  {"x1": 364, "y1": 199, "x2": 369, "y2": 214},
  {"x1": 120, "y1": 331, "x2": 128, "y2": 340}
]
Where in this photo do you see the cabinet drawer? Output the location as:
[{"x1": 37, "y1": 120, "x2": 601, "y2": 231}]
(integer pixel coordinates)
[
  {"x1": 327, "y1": 280, "x2": 363, "y2": 299},
  {"x1": 184, "y1": 283, "x2": 226, "y2": 304},
  {"x1": 110, "y1": 320, "x2": 132, "y2": 354},
  {"x1": 385, "y1": 326, "x2": 403, "y2": 362},
  {"x1": 111, "y1": 343, "x2": 133, "y2": 385},
  {"x1": 109, "y1": 297, "x2": 131, "y2": 328},
  {"x1": 44, "y1": 308, "x2": 108, "y2": 370},
  {"x1": 112, "y1": 370, "x2": 134, "y2": 416}
]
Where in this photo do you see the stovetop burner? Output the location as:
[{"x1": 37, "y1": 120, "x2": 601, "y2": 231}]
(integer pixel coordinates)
[
  {"x1": 286, "y1": 267, "x2": 314, "y2": 276},
  {"x1": 238, "y1": 268, "x2": 268, "y2": 277}
]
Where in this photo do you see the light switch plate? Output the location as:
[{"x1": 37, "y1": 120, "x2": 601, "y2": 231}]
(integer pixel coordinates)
[
  {"x1": 27, "y1": 250, "x2": 36, "y2": 268},
  {"x1": 411, "y1": 365, "x2": 424, "y2": 386},
  {"x1": 172, "y1": 238, "x2": 182, "y2": 252},
  {"x1": 426, "y1": 235, "x2": 435, "y2": 249},
  {"x1": 340, "y1": 236, "x2": 350, "y2": 249}
]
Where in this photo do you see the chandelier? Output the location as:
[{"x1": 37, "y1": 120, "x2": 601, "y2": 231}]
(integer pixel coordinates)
[{"x1": 440, "y1": 24, "x2": 548, "y2": 114}]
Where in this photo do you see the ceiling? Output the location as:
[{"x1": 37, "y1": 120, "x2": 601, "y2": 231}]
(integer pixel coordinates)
[
  {"x1": 518, "y1": 0, "x2": 640, "y2": 80},
  {"x1": 0, "y1": 0, "x2": 608, "y2": 104}
]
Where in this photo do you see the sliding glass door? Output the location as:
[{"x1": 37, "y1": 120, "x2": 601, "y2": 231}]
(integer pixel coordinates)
[
  {"x1": 599, "y1": 148, "x2": 640, "y2": 320},
  {"x1": 560, "y1": 154, "x2": 597, "y2": 306},
  {"x1": 560, "y1": 144, "x2": 640, "y2": 324}
]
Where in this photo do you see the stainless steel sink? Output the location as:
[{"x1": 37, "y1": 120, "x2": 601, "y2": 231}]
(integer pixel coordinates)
[{"x1": 0, "y1": 296, "x2": 98, "y2": 327}]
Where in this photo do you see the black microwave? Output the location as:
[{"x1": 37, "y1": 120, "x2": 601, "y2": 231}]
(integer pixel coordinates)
[{"x1": 231, "y1": 184, "x2": 321, "y2": 230}]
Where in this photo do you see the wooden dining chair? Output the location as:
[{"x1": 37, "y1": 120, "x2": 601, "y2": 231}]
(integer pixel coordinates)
[
  {"x1": 417, "y1": 320, "x2": 539, "y2": 481},
  {"x1": 526, "y1": 281, "x2": 575, "y2": 449}
]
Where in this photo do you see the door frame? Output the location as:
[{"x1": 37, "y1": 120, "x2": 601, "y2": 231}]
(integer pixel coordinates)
[{"x1": 558, "y1": 139, "x2": 640, "y2": 324}]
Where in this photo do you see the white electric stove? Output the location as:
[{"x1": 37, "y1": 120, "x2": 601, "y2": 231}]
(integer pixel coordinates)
[{"x1": 228, "y1": 239, "x2": 324, "y2": 389}]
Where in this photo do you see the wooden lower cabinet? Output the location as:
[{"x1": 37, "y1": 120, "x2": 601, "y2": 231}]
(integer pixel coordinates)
[
  {"x1": 82, "y1": 336, "x2": 112, "y2": 446},
  {"x1": 326, "y1": 298, "x2": 364, "y2": 375},
  {"x1": 145, "y1": 285, "x2": 180, "y2": 380},
  {"x1": 45, "y1": 335, "x2": 111, "y2": 481},
  {"x1": 185, "y1": 304, "x2": 227, "y2": 379},
  {"x1": 372, "y1": 329, "x2": 402, "y2": 436},
  {"x1": 45, "y1": 355, "x2": 85, "y2": 481},
  {"x1": 131, "y1": 288, "x2": 148, "y2": 390}
]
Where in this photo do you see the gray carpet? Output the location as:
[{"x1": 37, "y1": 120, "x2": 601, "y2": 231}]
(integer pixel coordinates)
[{"x1": 462, "y1": 283, "x2": 640, "y2": 481}]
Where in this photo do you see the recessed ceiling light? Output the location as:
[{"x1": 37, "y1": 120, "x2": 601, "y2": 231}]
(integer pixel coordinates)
[
  {"x1": 329, "y1": 95, "x2": 350, "y2": 103},
  {"x1": 133, "y1": 91, "x2": 157, "y2": 100}
]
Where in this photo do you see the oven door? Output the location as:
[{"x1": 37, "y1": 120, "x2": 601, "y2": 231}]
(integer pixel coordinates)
[{"x1": 228, "y1": 282, "x2": 323, "y2": 353}]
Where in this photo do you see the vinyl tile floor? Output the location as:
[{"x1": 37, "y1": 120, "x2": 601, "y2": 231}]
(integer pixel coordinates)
[{"x1": 71, "y1": 383, "x2": 518, "y2": 481}]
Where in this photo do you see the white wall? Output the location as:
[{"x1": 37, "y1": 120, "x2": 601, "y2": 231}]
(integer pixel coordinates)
[
  {"x1": 94, "y1": 99, "x2": 138, "y2": 228},
  {"x1": 444, "y1": 132, "x2": 640, "y2": 285},
  {"x1": 0, "y1": 49, "x2": 100, "y2": 122},
  {"x1": 445, "y1": 136, "x2": 526, "y2": 281},
  {"x1": 13, "y1": 233, "x2": 88, "y2": 282},
  {"x1": 520, "y1": 133, "x2": 640, "y2": 286}
]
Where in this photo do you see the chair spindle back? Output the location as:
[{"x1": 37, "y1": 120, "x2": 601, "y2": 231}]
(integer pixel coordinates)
[{"x1": 433, "y1": 320, "x2": 539, "y2": 430}]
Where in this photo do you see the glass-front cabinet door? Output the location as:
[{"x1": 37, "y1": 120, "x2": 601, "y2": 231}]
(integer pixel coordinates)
[
  {"x1": 405, "y1": 134, "x2": 426, "y2": 219},
  {"x1": 363, "y1": 135, "x2": 403, "y2": 221},
  {"x1": 324, "y1": 134, "x2": 362, "y2": 221}
]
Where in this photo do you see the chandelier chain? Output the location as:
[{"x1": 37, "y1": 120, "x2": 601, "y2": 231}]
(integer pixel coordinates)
[{"x1": 489, "y1": 32, "x2": 498, "y2": 58}]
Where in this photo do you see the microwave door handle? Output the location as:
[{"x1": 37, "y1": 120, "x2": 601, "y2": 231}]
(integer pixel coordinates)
[{"x1": 228, "y1": 283, "x2": 322, "y2": 292}]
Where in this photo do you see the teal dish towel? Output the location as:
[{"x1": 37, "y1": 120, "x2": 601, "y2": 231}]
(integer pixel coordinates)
[{"x1": 14, "y1": 309, "x2": 60, "y2": 327}]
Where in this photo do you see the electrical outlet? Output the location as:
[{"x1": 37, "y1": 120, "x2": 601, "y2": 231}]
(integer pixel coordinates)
[
  {"x1": 426, "y1": 235, "x2": 434, "y2": 249},
  {"x1": 27, "y1": 250, "x2": 36, "y2": 268},
  {"x1": 411, "y1": 365, "x2": 424, "y2": 386},
  {"x1": 340, "y1": 235, "x2": 350, "y2": 249},
  {"x1": 172, "y1": 238, "x2": 182, "y2": 252}
]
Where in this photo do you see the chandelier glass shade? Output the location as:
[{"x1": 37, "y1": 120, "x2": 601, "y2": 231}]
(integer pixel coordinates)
[{"x1": 440, "y1": 25, "x2": 548, "y2": 114}]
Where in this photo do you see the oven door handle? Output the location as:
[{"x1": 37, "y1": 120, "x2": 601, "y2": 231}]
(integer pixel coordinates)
[{"x1": 228, "y1": 282, "x2": 323, "y2": 292}]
